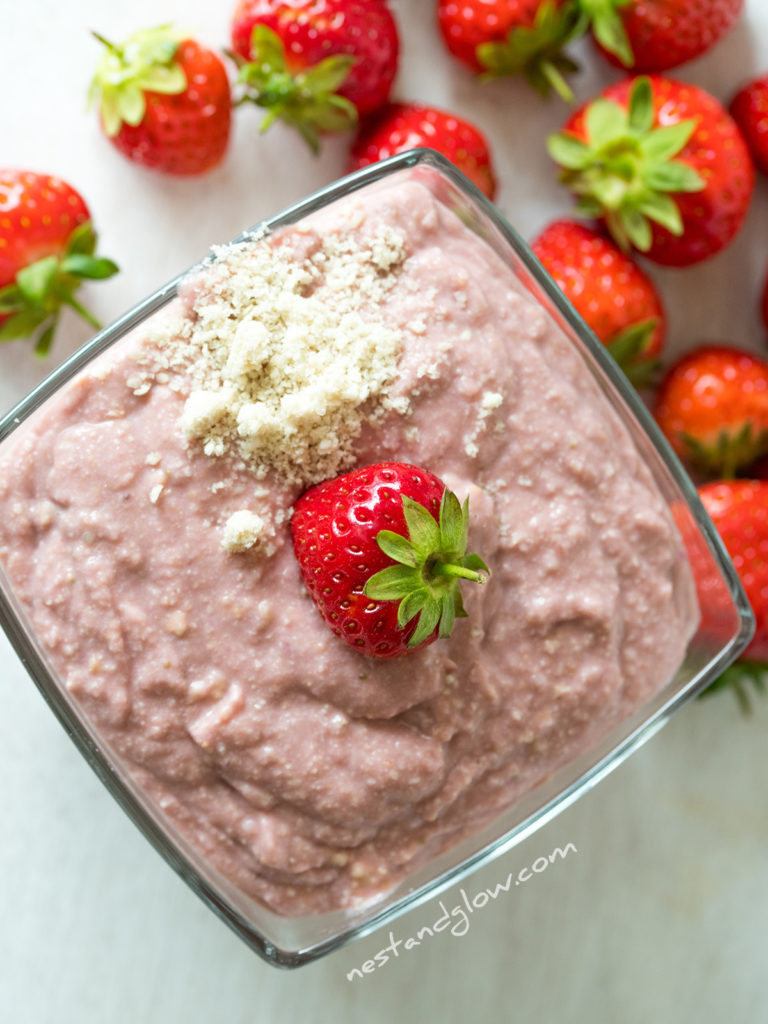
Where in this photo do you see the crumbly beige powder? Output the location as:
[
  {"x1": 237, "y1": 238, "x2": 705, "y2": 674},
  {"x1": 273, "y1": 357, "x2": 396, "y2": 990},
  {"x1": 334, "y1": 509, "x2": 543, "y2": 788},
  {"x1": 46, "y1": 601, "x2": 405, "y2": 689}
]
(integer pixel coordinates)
[{"x1": 169, "y1": 224, "x2": 409, "y2": 487}]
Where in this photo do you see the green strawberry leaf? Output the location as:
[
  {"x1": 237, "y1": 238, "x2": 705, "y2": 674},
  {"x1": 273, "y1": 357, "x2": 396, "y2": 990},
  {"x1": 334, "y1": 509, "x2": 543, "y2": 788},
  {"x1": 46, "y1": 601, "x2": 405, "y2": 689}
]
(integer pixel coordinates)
[
  {"x1": 376, "y1": 530, "x2": 418, "y2": 567},
  {"x1": 591, "y1": 175, "x2": 628, "y2": 209},
  {"x1": 402, "y1": 496, "x2": 442, "y2": 558},
  {"x1": 60, "y1": 254, "x2": 120, "y2": 280},
  {"x1": 0, "y1": 285, "x2": 24, "y2": 314},
  {"x1": 250, "y1": 24, "x2": 288, "y2": 74},
  {"x1": 636, "y1": 192, "x2": 684, "y2": 235},
  {"x1": 574, "y1": 195, "x2": 605, "y2": 218},
  {"x1": 627, "y1": 75, "x2": 654, "y2": 133},
  {"x1": 34, "y1": 320, "x2": 58, "y2": 359},
  {"x1": 579, "y1": 0, "x2": 635, "y2": 67},
  {"x1": 606, "y1": 318, "x2": 658, "y2": 366},
  {"x1": 365, "y1": 564, "x2": 422, "y2": 601},
  {"x1": 462, "y1": 551, "x2": 490, "y2": 575},
  {"x1": 546, "y1": 132, "x2": 592, "y2": 169},
  {"x1": 643, "y1": 161, "x2": 705, "y2": 193},
  {"x1": 408, "y1": 599, "x2": 441, "y2": 648},
  {"x1": 397, "y1": 588, "x2": 429, "y2": 628},
  {"x1": 621, "y1": 208, "x2": 653, "y2": 251},
  {"x1": 439, "y1": 590, "x2": 456, "y2": 639},
  {"x1": 585, "y1": 97, "x2": 628, "y2": 147},
  {"x1": 300, "y1": 54, "x2": 357, "y2": 94},
  {"x1": 16, "y1": 258, "x2": 58, "y2": 306},
  {"x1": 438, "y1": 489, "x2": 465, "y2": 552},
  {"x1": 304, "y1": 93, "x2": 358, "y2": 135},
  {"x1": 0, "y1": 308, "x2": 48, "y2": 342},
  {"x1": 99, "y1": 93, "x2": 124, "y2": 137},
  {"x1": 640, "y1": 120, "x2": 698, "y2": 161},
  {"x1": 65, "y1": 221, "x2": 98, "y2": 257},
  {"x1": 134, "y1": 64, "x2": 186, "y2": 95},
  {"x1": 117, "y1": 82, "x2": 148, "y2": 126},
  {"x1": 454, "y1": 587, "x2": 468, "y2": 620}
]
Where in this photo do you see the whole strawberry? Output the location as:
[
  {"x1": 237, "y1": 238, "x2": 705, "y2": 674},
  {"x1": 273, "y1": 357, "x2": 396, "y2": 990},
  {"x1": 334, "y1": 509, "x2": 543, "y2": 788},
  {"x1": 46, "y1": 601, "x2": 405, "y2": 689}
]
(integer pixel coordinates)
[
  {"x1": 654, "y1": 345, "x2": 768, "y2": 477},
  {"x1": 531, "y1": 218, "x2": 664, "y2": 385},
  {"x1": 0, "y1": 171, "x2": 118, "y2": 357},
  {"x1": 291, "y1": 463, "x2": 489, "y2": 658},
  {"x1": 436, "y1": 0, "x2": 583, "y2": 100},
  {"x1": 89, "y1": 26, "x2": 232, "y2": 176},
  {"x1": 230, "y1": 0, "x2": 399, "y2": 151},
  {"x1": 348, "y1": 102, "x2": 497, "y2": 199},
  {"x1": 729, "y1": 72, "x2": 768, "y2": 177},
  {"x1": 580, "y1": 0, "x2": 743, "y2": 72},
  {"x1": 548, "y1": 75, "x2": 754, "y2": 266}
]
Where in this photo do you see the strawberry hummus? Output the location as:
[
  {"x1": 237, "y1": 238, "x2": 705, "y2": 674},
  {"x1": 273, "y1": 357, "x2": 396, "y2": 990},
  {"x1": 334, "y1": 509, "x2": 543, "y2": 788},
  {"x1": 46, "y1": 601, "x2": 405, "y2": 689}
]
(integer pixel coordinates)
[{"x1": 0, "y1": 174, "x2": 698, "y2": 916}]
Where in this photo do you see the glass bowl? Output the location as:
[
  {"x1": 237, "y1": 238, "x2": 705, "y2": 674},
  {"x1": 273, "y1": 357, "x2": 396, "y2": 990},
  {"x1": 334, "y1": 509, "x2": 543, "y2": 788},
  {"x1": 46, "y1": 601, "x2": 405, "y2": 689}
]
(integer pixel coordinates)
[{"x1": 0, "y1": 150, "x2": 753, "y2": 967}]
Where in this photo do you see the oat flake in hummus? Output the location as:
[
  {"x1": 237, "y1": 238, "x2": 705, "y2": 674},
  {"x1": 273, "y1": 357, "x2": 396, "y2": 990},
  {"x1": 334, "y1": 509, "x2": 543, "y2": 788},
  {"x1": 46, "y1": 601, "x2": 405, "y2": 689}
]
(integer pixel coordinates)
[{"x1": 0, "y1": 176, "x2": 698, "y2": 917}]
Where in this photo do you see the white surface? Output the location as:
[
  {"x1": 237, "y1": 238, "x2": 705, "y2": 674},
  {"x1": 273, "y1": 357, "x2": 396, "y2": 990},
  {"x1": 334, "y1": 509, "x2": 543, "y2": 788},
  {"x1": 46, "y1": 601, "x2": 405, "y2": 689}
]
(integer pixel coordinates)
[{"x1": 1, "y1": 2, "x2": 767, "y2": 1021}]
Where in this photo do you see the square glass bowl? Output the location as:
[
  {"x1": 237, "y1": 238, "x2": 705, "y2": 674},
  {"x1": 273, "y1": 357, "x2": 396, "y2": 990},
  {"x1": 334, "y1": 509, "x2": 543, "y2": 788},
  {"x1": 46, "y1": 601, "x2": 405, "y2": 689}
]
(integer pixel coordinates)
[{"x1": 0, "y1": 150, "x2": 754, "y2": 967}]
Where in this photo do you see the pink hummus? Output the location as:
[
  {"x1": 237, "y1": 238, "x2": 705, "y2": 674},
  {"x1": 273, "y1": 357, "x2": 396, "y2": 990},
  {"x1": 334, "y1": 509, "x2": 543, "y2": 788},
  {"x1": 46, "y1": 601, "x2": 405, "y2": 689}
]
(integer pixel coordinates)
[{"x1": 0, "y1": 177, "x2": 697, "y2": 915}]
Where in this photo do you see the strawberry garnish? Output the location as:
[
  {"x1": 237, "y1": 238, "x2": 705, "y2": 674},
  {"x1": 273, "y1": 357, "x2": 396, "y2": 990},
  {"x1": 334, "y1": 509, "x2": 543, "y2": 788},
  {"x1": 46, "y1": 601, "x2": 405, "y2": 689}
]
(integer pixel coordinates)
[
  {"x1": 654, "y1": 346, "x2": 768, "y2": 478},
  {"x1": 0, "y1": 170, "x2": 118, "y2": 357},
  {"x1": 531, "y1": 218, "x2": 664, "y2": 386},
  {"x1": 349, "y1": 102, "x2": 497, "y2": 199},
  {"x1": 89, "y1": 26, "x2": 232, "y2": 176},
  {"x1": 230, "y1": 0, "x2": 399, "y2": 152},
  {"x1": 730, "y1": 72, "x2": 768, "y2": 177},
  {"x1": 436, "y1": 0, "x2": 584, "y2": 101},
  {"x1": 548, "y1": 75, "x2": 754, "y2": 267},
  {"x1": 579, "y1": 0, "x2": 743, "y2": 72},
  {"x1": 291, "y1": 463, "x2": 489, "y2": 658}
]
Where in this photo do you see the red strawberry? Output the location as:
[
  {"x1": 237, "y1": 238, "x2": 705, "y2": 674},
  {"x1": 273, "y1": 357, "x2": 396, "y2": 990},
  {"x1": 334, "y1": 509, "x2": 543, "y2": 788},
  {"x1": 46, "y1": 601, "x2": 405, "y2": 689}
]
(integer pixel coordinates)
[
  {"x1": 436, "y1": 0, "x2": 583, "y2": 100},
  {"x1": 674, "y1": 481, "x2": 766, "y2": 710},
  {"x1": 531, "y1": 218, "x2": 664, "y2": 385},
  {"x1": 0, "y1": 170, "x2": 118, "y2": 357},
  {"x1": 230, "y1": 0, "x2": 399, "y2": 151},
  {"x1": 698, "y1": 479, "x2": 768, "y2": 662},
  {"x1": 89, "y1": 26, "x2": 232, "y2": 176},
  {"x1": 291, "y1": 462, "x2": 489, "y2": 658},
  {"x1": 654, "y1": 345, "x2": 768, "y2": 477},
  {"x1": 548, "y1": 75, "x2": 754, "y2": 267},
  {"x1": 348, "y1": 102, "x2": 497, "y2": 199},
  {"x1": 729, "y1": 72, "x2": 768, "y2": 177},
  {"x1": 582, "y1": 0, "x2": 743, "y2": 72}
]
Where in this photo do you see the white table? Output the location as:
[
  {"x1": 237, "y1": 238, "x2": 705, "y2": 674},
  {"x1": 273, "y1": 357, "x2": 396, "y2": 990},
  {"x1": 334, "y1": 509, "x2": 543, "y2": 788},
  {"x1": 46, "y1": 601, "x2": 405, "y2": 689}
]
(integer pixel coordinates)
[{"x1": 2, "y1": 2, "x2": 767, "y2": 1021}]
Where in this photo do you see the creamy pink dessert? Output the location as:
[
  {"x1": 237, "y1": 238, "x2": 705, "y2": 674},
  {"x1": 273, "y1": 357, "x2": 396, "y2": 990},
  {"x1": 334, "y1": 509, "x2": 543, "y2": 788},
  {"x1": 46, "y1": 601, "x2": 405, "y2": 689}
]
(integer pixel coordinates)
[{"x1": 0, "y1": 176, "x2": 697, "y2": 916}]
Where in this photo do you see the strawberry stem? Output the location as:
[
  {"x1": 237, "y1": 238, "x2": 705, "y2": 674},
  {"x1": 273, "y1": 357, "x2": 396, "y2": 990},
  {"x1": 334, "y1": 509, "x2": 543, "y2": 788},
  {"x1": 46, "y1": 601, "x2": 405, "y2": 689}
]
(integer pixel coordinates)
[{"x1": 430, "y1": 561, "x2": 487, "y2": 583}]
